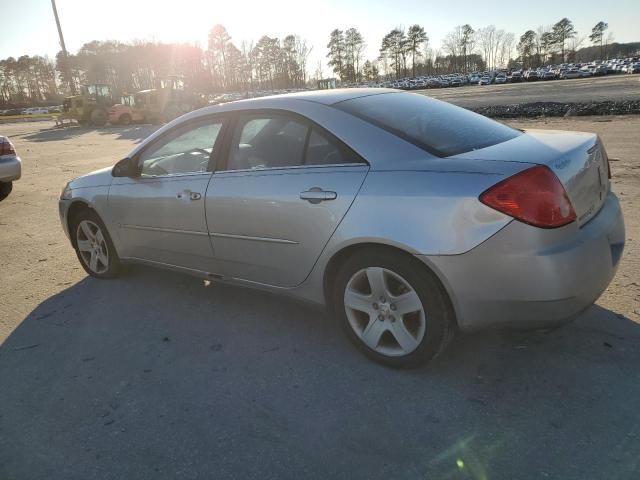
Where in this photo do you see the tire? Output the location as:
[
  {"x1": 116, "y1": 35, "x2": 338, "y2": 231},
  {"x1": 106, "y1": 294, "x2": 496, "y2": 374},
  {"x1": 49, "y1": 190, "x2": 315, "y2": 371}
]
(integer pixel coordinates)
[
  {"x1": 119, "y1": 113, "x2": 131, "y2": 126},
  {"x1": 90, "y1": 108, "x2": 108, "y2": 126},
  {"x1": 0, "y1": 181, "x2": 12, "y2": 201},
  {"x1": 332, "y1": 247, "x2": 455, "y2": 368},
  {"x1": 71, "y1": 208, "x2": 121, "y2": 279}
]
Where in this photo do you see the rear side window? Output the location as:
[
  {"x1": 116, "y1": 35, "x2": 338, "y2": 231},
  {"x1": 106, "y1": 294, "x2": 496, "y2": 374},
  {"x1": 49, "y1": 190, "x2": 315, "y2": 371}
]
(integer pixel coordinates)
[
  {"x1": 305, "y1": 128, "x2": 360, "y2": 166},
  {"x1": 335, "y1": 92, "x2": 520, "y2": 157}
]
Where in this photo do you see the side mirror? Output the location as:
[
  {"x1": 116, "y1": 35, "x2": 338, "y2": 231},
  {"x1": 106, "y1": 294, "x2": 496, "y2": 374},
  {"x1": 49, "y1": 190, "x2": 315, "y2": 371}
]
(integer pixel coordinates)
[{"x1": 112, "y1": 157, "x2": 139, "y2": 177}]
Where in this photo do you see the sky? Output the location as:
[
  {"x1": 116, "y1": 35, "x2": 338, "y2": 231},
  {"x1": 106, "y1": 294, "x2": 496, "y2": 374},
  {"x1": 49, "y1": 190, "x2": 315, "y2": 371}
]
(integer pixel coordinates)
[{"x1": 2, "y1": 0, "x2": 639, "y2": 74}]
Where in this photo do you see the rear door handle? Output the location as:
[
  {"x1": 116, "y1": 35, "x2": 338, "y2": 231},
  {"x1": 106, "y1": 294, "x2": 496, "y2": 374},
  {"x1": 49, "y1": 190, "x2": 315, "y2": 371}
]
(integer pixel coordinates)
[
  {"x1": 300, "y1": 188, "x2": 337, "y2": 204},
  {"x1": 176, "y1": 190, "x2": 202, "y2": 201}
]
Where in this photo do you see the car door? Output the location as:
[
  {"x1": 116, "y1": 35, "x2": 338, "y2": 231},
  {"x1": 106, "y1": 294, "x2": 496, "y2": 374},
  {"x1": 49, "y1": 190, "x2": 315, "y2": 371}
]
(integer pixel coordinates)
[
  {"x1": 109, "y1": 116, "x2": 225, "y2": 273},
  {"x1": 205, "y1": 111, "x2": 369, "y2": 288}
]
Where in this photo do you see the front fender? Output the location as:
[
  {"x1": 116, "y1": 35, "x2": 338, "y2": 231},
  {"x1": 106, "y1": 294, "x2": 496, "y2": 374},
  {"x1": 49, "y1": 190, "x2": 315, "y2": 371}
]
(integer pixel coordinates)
[{"x1": 59, "y1": 186, "x2": 116, "y2": 248}]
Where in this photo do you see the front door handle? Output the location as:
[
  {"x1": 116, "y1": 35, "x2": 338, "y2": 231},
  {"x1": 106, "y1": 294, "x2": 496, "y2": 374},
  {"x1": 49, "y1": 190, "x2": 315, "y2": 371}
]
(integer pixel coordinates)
[
  {"x1": 300, "y1": 188, "x2": 337, "y2": 204},
  {"x1": 177, "y1": 190, "x2": 202, "y2": 201}
]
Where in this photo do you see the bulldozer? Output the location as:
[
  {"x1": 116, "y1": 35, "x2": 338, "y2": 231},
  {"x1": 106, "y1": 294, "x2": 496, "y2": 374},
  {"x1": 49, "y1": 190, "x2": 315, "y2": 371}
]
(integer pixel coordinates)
[
  {"x1": 133, "y1": 76, "x2": 203, "y2": 124},
  {"x1": 59, "y1": 84, "x2": 115, "y2": 126}
]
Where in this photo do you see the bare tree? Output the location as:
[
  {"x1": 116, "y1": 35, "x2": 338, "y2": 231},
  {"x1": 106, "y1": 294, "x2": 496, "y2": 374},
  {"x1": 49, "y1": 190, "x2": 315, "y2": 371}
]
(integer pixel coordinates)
[
  {"x1": 498, "y1": 33, "x2": 515, "y2": 68},
  {"x1": 207, "y1": 24, "x2": 232, "y2": 89},
  {"x1": 604, "y1": 31, "x2": 615, "y2": 59},
  {"x1": 442, "y1": 26, "x2": 463, "y2": 70},
  {"x1": 476, "y1": 26, "x2": 496, "y2": 69}
]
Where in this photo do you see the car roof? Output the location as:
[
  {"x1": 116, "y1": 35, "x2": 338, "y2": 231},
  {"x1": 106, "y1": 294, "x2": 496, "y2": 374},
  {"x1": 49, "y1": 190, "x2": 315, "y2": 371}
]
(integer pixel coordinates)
[{"x1": 227, "y1": 88, "x2": 397, "y2": 106}]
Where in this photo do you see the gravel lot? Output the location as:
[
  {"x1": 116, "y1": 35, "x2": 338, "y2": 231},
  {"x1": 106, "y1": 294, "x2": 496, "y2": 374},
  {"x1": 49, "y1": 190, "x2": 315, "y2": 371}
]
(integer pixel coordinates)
[
  {"x1": 418, "y1": 74, "x2": 640, "y2": 108},
  {"x1": 1, "y1": 117, "x2": 639, "y2": 480}
]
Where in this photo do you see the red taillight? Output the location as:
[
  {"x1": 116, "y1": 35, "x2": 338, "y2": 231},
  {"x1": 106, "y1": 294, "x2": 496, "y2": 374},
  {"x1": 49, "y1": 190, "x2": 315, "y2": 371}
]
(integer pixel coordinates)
[
  {"x1": 0, "y1": 139, "x2": 16, "y2": 156},
  {"x1": 480, "y1": 165, "x2": 577, "y2": 228}
]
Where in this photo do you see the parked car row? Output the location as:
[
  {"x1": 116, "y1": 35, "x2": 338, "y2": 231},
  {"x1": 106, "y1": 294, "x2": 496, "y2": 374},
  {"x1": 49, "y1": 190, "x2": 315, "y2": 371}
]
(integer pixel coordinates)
[
  {"x1": 520, "y1": 58, "x2": 640, "y2": 82},
  {"x1": 341, "y1": 55, "x2": 640, "y2": 91}
]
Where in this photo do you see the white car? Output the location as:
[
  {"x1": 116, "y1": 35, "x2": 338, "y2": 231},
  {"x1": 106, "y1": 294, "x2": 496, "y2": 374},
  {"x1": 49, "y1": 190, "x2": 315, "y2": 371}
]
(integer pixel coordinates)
[
  {"x1": 0, "y1": 135, "x2": 21, "y2": 201},
  {"x1": 494, "y1": 74, "x2": 507, "y2": 84}
]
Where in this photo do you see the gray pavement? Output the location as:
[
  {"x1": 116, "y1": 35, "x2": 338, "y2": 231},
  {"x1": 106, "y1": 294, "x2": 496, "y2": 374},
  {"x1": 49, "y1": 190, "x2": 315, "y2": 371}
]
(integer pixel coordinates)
[{"x1": 1, "y1": 269, "x2": 640, "y2": 480}]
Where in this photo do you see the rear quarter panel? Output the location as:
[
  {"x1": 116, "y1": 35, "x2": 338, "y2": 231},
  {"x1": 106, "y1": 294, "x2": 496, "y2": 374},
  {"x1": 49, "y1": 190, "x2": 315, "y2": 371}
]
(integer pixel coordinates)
[{"x1": 328, "y1": 169, "x2": 518, "y2": 256}]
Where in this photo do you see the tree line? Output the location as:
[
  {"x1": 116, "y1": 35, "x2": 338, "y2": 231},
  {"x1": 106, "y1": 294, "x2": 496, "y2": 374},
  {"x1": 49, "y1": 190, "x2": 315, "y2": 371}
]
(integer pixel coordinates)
[
  {"x1": 1, "y1": 24, "x2": 311, "y2": 106},
  {"x1": 325, "y1": 19, "x2": 620, "y2": 81},
  {"x1": 517, "y1": 19, "x2": 616, "y2": 69},
  {"x1": 0, "y1": 18, "x2": 628, "y2": 106}
]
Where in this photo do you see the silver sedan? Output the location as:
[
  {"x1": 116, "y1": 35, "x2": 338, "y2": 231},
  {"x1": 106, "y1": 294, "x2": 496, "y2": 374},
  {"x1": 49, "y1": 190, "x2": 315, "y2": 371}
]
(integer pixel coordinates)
[{"x1": 59, "y1": 89, "x2": 625, "y2": 367}]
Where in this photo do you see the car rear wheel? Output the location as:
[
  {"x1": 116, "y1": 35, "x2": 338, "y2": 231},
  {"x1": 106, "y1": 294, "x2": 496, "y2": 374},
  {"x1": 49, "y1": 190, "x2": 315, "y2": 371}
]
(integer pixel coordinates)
[
  {"x1": 119, "y1": 113, "x2": 131, "y2": 126},
  {"x1": 0, "y1": 181, "x2": 12, "y2": 201},
  {"x1": 333, "y1": 247, "x2": 454, "y2": 368},
  {"x1": 72, "y1": 209, "x2": 121, "y2": 279}
]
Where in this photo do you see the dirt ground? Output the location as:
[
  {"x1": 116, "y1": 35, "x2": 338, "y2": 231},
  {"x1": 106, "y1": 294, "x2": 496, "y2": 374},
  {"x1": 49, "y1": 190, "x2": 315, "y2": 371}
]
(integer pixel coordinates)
[{"x1": 1, "y1": 116, "x2": 639, "y2": 480}]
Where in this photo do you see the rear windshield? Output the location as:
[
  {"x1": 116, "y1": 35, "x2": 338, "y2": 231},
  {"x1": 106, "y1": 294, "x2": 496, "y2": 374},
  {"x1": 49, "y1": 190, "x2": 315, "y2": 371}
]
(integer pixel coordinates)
[{"x1": 335, "y1": 92, "x2": 520, "y2": 157}]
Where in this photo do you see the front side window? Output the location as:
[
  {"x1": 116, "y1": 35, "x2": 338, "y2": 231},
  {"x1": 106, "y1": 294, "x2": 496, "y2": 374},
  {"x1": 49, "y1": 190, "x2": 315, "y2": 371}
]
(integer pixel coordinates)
[{"x1": 139, "y1": 121, "x2": 222, "y2": 176}]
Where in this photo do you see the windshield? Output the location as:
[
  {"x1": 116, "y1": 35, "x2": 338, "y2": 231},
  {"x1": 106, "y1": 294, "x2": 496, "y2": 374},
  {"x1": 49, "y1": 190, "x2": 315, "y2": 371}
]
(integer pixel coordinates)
[{"x1": 335, "y1": 92, "x2": 521, "y2": 156}]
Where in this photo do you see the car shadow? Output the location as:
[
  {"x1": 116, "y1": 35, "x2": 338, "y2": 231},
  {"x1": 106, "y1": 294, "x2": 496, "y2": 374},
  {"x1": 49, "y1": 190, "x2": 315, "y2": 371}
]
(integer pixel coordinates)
[
  {"x1": 20, "y1": 124, "x2": 159, "y2": 143},
  {"x1": 1, "y1": 266, "x2": 639, "y2": 479}
]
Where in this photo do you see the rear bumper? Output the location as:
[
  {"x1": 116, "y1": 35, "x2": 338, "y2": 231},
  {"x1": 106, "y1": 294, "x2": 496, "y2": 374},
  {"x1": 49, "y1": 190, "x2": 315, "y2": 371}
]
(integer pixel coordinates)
[
  {"x1": 0, "y1": 155, "x2": 21, "y2": 182},
  {"x1": 422, "y1": 192, "x2": 625, "y2": 332}
]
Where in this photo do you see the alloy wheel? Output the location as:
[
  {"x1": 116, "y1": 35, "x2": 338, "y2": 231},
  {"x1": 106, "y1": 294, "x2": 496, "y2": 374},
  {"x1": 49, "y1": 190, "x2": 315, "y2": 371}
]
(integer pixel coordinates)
[
  {"x1": 344, "y1": 267, "x2": 426, "y2": 356},
  {"x1": 76, "y1": 220, "x2": 109, "y2": 274}
]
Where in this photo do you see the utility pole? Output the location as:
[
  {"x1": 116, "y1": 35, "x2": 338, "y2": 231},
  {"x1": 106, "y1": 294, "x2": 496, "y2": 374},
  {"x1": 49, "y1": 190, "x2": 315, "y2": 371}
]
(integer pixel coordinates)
[{"x1": 51, "y1": 0, "x2": 76, "y2": 94}]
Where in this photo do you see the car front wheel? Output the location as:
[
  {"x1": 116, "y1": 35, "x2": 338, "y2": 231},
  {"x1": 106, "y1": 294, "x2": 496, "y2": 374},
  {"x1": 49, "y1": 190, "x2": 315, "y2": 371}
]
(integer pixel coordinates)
[
  {"x1": 333, "y1": 247, "x2": 455, "y2": 368},
  {"x1": 72, "y1": 209, "x2": 121, "y2": 279}
]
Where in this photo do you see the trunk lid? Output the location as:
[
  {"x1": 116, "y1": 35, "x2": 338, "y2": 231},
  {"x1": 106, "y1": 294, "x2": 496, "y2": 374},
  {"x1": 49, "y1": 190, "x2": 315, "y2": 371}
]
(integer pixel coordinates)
[{"x1": 454, "y1": 129, "x2": 610, "y2": 226}]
